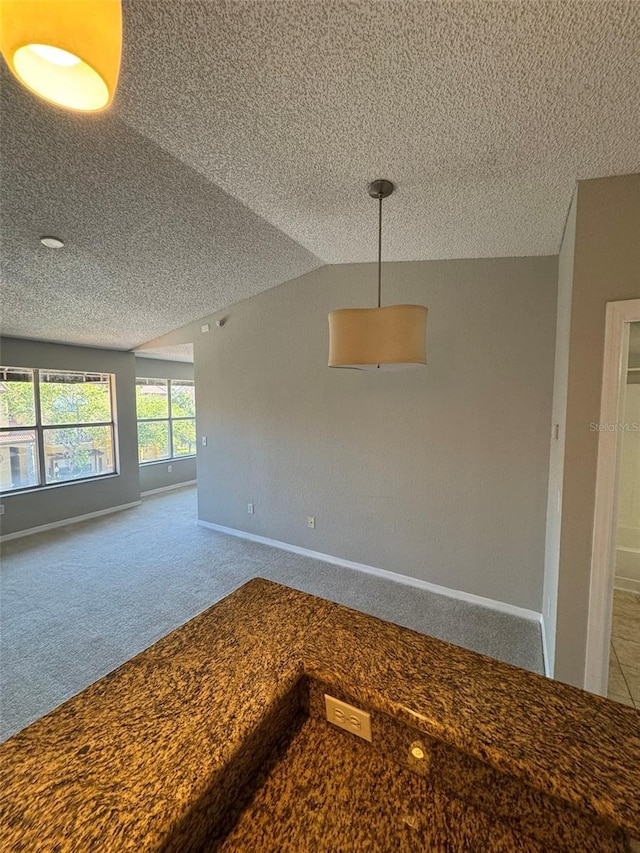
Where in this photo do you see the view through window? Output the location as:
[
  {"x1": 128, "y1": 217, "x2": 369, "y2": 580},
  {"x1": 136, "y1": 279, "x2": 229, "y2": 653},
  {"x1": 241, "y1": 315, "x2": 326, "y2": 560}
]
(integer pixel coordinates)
[
  {"x1": 136, "y1": 378, "x2": 196, "y2": 463},
  {"x1": 0, "y1": 367, "x2": 116, "y2": 493}
]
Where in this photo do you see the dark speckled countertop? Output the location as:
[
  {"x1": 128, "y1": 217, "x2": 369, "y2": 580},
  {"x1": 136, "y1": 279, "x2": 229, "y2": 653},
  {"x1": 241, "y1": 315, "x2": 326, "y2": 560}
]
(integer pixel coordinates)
[{"x1": 1, "y1": 578, "x2": 639, "y2": 851}]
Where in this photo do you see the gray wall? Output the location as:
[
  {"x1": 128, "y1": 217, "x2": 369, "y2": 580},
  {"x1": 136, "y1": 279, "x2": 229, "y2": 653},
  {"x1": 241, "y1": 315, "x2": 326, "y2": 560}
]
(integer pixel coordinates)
[
  {"x1": 194, "y1": 256, "x2": 557, "y2": 611},
  {"x1": 0, "y1": 337, "x2": 140, "y2": 535},
  {"x1": 134, "y1": 357, "x2": 196, "y2": 493},
  {"x1": 542, "y1": 192, "x2": 576, "y2": 674},
  {"x1": 554, "y1": 173, "x2": 640, "y2": 686},
  {"x1": 134, "y1": 358, "x2": 194, "y2": 382}
]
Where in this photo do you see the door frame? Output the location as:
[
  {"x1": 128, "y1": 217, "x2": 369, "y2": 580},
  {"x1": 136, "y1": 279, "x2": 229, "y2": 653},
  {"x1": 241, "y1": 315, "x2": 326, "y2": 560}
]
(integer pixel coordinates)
[{"x1": 585, "y1": 298, "x2": 640, "y2": 694}]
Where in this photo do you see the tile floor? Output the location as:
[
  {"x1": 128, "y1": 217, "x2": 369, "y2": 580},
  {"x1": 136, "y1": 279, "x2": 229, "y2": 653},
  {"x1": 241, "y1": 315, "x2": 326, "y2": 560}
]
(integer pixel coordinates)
[{"x1": 607, "y1": 589, "x2": 640, "y2": 709}]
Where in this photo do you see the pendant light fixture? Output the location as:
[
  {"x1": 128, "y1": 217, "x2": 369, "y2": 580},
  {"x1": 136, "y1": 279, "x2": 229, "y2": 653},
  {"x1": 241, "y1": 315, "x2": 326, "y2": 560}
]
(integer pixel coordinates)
[
  {"x1": 328, "y1": 180, "x2": 428, "y2": 370},
  {"x1": 0, "y1": 0, "x2": 122, "y2": 112}
]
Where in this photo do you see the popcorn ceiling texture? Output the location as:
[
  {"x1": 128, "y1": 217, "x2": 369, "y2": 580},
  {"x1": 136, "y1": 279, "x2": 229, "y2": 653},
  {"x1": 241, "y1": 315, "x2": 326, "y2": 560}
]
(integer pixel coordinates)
[
  {"x1": 135, "y1": 343, "x2": 194, "y2": 363},
  {"x1": 120, "y1": 0, "x2": 640, "y2": 263},
  {"x1": 1, "y1": 0, "x2": 639, "y2": 350},
  {"x1": 0, "y1": 67, "x2": 321, "y2": 351}
]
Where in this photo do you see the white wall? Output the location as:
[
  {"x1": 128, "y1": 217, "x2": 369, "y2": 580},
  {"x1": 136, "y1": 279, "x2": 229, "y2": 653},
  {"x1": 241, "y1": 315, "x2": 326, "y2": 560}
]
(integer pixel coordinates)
[{"x1": 190, "y1": 256, "x2": 557, "y2": 611}]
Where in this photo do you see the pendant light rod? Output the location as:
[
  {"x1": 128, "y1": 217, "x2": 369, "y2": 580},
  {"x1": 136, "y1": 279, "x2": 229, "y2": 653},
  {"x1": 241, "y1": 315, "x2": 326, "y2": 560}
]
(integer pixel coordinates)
[
  {"x1": 367, "y1": 179, "x2": 394, "y2": 309},
  {"x1": 377, "y1": 194, "x2": 382, "y2": 308}
]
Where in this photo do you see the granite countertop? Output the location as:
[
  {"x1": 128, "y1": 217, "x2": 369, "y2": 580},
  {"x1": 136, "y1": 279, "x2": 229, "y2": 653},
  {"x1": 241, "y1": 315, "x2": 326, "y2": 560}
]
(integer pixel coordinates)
[{"x1": 1, "y1": 578, "x2": 639, "y2": 850}]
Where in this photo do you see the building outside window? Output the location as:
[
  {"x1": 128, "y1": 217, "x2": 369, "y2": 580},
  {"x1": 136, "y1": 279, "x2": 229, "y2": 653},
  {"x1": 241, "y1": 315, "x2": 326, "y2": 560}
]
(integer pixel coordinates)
[
  {"x1": 0, "y1": 367, "x2": 116, "y2": 493},
  {"x1": 136, "y1": 378, "x2": 196, "y2": 463}
]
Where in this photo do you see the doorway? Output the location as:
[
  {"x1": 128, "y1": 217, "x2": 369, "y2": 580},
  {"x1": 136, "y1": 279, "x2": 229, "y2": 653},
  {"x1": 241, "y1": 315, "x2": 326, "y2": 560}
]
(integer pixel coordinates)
[
  {"x1": 607, "y1": 321, "x2": 640, "y2": 707},
  {"x1": 585, "y1": 300, "x2": 640, "y2": 699}
]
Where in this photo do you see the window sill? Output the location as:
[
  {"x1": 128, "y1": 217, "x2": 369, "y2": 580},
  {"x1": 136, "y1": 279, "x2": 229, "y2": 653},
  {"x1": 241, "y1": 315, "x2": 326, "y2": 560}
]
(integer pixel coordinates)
[{"x1": 138, "y1": 456, "x2": 196, "y2": 467}]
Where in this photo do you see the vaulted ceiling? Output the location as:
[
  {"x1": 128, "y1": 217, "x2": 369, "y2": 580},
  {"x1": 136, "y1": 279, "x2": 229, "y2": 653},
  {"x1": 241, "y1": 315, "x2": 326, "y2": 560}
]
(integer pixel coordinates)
[{"x1": 1, "y1": 0, "x2": 639, "y2": 352}]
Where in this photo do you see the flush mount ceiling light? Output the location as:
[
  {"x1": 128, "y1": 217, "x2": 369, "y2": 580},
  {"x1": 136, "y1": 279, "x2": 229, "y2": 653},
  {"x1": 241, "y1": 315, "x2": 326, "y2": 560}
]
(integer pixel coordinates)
[
  {"x1": 40, "y1": 236, "x2": 64, "y2": 248},
  {"x1": 0, "y1": 0, "x2": 122, "y2": 112},
  {"x1": 328, "y1": 180, "x2": 428, "y2": 370}
]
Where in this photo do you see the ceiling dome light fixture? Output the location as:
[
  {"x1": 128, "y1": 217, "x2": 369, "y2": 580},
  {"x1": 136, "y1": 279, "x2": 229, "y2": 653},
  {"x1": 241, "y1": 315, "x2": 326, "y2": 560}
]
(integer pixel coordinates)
[
  {"x1": 40, "y1": 236, "x2": 64, "y2": 248},
  {"x1": 0, "y1": 0, "x2": 122, "y2": 112},
  {"x1": 328, "y1": 180, "x2": 428, "y2": 370}
]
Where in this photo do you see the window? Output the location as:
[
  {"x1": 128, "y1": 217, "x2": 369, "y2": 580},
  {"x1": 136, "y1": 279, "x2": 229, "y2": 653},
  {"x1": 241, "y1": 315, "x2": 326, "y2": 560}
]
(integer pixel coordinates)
[
  {"x1": 136, "y1": 378, "x2": 196, "y2": 463},
  {"x1": 0, "y1": 367, "x2": 116, "y2": 493}
]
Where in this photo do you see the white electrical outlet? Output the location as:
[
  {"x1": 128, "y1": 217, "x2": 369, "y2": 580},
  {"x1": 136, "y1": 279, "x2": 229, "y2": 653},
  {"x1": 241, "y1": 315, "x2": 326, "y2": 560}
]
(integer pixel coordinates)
[
  {"x1": 201, "y1": 323, "x2": 210, "y2": 333},
  {"x1": 167, "y1": 464, "x2": 172, "y2": 472},
  {"x1": 307, "y1": 516, "x2": 315, "y2": 529},
  {"x1": 324, "y1": 695, "x2": 371, "y2": 742},
  {"x1": 202, "y1": 436, "x2": 207, "y2": 446},
  {"x1": 247, "y1": 503, "x2": 254, "y2": 515}
]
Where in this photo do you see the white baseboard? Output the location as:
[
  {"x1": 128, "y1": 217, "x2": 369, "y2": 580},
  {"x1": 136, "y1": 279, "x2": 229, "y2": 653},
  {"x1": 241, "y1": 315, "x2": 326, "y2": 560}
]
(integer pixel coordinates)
[
  {"x1": 539, "y1": 614, "x2": 551, "y2": 678},
  {"x1": 614, "y1": 577, "x2": 640, "y2": 594},
  {"x1": 0, "y1": 501, "x2": 142, "y2": 542},
  {"x1": 198, "y1": 520, "x2": 543, "y2": 624},
  {"x1": 141, "y1": 480, "x2": 197, "y2": 497}
]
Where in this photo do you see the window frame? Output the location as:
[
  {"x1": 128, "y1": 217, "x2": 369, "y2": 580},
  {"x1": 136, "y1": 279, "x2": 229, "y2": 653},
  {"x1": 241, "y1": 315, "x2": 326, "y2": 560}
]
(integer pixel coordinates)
[
  {"x1": 0, "y1": 366, "x2": 118, "y2": 495},
  {"x1": 136, "y1": 377, "x2": 196, "y2": 465}
]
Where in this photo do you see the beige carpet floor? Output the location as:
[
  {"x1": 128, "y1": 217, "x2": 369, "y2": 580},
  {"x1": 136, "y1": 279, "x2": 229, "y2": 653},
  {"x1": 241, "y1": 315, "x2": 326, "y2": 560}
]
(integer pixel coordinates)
[{"x1": 0, "y1": 485, "x2": 543, "y2": 741}]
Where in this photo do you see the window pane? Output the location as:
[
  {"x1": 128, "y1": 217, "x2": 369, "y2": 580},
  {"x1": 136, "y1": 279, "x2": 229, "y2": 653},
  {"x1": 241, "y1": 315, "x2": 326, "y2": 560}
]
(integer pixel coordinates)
[
  {"x1": 0, "y1": 367, "x2": 36, "y2": 427},
  {"x1": 170, "y1": 380, "x2": 195, "y2": 418},
  {"x1": 138, "y1": 420, "x2": 170, "y2": 462},
  {"x1": 0, "y1": 429, "x2": 39, "y2": 491},
  {"x1": 40, "y1": 371, "x2": 112, "y2": 425},
  {"x1": 43, "y1": 426, "x2": 115, "y2": 484},
  {"x1": 136, "y1": 379, "x2": 169, "y2": 420},
  {"x1": 172, "y1": 418, "x2": 196, "y2": 457}
]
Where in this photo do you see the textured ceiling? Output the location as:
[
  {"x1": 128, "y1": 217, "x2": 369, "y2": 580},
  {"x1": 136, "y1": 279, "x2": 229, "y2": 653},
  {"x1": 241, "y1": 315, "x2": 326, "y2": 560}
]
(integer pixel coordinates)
[
  {"x1": 0, "y1": 67, "x2": 320, "y2": 350},
  {"x1": 135, "y1": 343, "x2": 194, "y2": 363},
  {"x1": 119, "y1": 0, "x2": 640, "y2": 263},
  {"x1": 1, "y1": 0, "x2": 639, "y2": 351}
]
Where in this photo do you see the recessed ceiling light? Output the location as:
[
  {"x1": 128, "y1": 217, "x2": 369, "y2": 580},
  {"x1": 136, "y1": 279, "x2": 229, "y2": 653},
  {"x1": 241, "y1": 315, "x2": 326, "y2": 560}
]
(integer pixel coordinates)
[{"x1": 40, "y1": 236, "x2": 64, "y2": 249}]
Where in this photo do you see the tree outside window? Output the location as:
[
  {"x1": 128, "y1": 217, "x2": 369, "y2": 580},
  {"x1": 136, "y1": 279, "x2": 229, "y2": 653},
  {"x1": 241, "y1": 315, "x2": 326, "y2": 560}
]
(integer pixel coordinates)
[
  {"x1": 136, "y1": 378, "x2": 196, "y2": 462},
  {"x1": 0, "y1": 367, "x2": 116, "y2": 493}
]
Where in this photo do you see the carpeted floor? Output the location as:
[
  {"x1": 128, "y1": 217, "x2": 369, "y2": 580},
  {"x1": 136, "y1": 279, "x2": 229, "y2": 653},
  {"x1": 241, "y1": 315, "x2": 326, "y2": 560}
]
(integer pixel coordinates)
[{"x1": 0, "y1": 485, "x2": 543, "y2": 741}]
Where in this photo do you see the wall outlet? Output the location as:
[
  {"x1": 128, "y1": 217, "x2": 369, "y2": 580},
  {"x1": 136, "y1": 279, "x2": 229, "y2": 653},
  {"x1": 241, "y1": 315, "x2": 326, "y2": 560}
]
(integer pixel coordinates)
[
  {"x1": 167, "y1": 464, "x2": 172, "y2": 473},
  {"x1": 307, "y1": 516, "x2": 315, "y2": 529},
  {"x1": 201, "y1": 436, "x2": 207, "y2": 446},
  {"x1": 201, "y1": 323, "x2": 210, "y2": 333},
  {"x1": 247, "y1": 503, "x2": 254, "y2": 515},
  {"x1": 324, "y1": 695, "x2": 371, "y2": 742}
]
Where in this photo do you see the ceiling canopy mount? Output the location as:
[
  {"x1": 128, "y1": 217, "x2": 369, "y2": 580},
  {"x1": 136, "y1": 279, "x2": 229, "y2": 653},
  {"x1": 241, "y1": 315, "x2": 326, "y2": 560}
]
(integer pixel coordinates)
[{"x1": 367, "y1": 179, "x2": 394, "y2": 200}]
